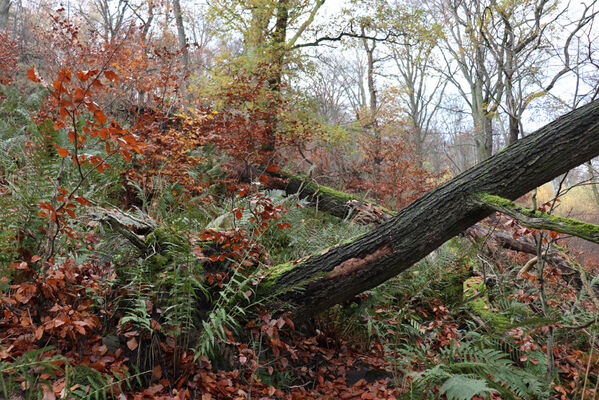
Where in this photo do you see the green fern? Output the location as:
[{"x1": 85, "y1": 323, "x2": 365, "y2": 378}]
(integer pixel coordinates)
[
  {"x1": 65, "y1": 364, "x2": 147, "y2": 399},
  {"x1": 449, "y1": 343, "x2": 545, "y2": 399},
  {"x1": 440, "y1": 375, "x2": 496, "y2": 400},
  {"x1": 0, "y1": 347, "x2": 65, "y2": 400},
  {"x1": 412, "y1": 341, "x2": 546, "y2": 399}
]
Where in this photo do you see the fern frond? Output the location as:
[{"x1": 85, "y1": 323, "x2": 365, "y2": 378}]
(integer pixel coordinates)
[{"x1": 440, "y1": 375, "x2": 496, "y2": 400}]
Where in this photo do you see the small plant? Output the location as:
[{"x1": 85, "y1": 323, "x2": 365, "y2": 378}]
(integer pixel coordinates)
[
  {"x1": 26, "y1": 65, "x2": 144, "y2": 262},
  {"x1": 408, "y1": 341, "x2": 546, "y2": 399},
  {"x1": 0, "y1": 347, "x2": 64, "y2": 400}
]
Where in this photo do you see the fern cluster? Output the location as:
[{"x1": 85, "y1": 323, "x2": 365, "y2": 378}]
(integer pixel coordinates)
[{"x1": 409, "y1": 341, "x2": 546, "y2": 399}]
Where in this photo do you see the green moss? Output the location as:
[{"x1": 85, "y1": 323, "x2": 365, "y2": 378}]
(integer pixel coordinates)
[
  {"x1": 145, "y1": 227, "x2": 188, "y2": 250},
  {"x1": 476, "y1": 193, "x2": 599, "y2": 238},
  {"x1": 476, "y1": 193, "x2": 518, "y2": 209},
  {"x1": 259, "y1": 261, "x2": 298, "y2": 294},
  {"x1": 464, "y1": 278, "x2": 510, "y2": 331},
  {"x1": 143, "y1": 227, "x2": 191, "y2": 276},
  {"x1": 258, "y1": 258, "x2": 333, "y2": 299},
  {"x1": 284, "y1": 171, "x2": 396, "y2": 215}
]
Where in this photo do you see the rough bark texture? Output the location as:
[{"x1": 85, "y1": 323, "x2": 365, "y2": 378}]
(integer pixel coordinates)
[{"x1": 267, "y1": 99, "x2": 599, "y2": 319}]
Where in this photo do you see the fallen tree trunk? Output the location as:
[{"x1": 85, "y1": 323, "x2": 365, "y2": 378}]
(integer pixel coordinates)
[
  {"x1": 258, "y1": 169, "x2": 394, "y2": 222},
  {"x1": 465, "y1": 224, "x2": 571, "y2": 271},
  {"x1": 262, "y1": 99, "x2": 599, "y2": 319}
]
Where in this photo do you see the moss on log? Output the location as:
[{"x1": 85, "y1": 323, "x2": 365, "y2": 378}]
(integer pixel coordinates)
[{"x1": 475, "y1": 194, "x2": 599, "y2": 243}]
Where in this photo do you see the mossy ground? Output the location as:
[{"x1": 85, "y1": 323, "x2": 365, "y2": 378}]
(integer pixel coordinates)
[{"x1": 464, "y1": 276, "x2": 510, "y2": 330}]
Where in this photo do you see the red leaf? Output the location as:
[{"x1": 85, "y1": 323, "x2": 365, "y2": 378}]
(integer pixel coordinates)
[
  {"x1": 92, "y1": 79, "x2": 104, "y2": 89},
  {"x1": 121, "y1": 150, "x2": 131, "y2": 162},
  {"x1": 56, "y1": 147, "x2": 69, "y2": 158},
  {"x1": 266, "y1": 164, "x2": 279, "y2": 173},
  {"x1": 104, "y1": 70, "x2": 118, "y2": 82},
  {"x1": 76, "y1": 70, "x2": 88, "y2": 82},
  {"x1": 73, "y1": 88, "x2": 85, "y2": 102},
  {"x1": 27, "y1": 67, "x2": 41, "y2": 83},
  {"x1": 58, "y1": 68, "x2": 71, "y2": 82},
  {"x1": 94, "y1": 110, "x2": 107, "y2": 125},
  {"x1": 75, "y1": 197, "x2": 91, "y2": 206}
]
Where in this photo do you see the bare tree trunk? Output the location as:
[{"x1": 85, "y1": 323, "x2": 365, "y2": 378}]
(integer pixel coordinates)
[
  {"x1": 262, "y1": 0, "x2": 288, "y2": 153},
  {"x1": 261, "y1": 99, "x2": 599, "y2": 319},
  {"x1": 0, "y1": 0, "x2": 11, "y2": 30},
  {"x1": 172, "y1": 0, "x2": 190, "y2": 75},
  {"x1": 587, "y1": 160, "x2": 599, "y2": 208}
]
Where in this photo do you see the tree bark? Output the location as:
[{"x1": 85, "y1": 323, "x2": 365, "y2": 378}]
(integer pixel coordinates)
[
  {"x1": 262, "y1": 0, "x2": 289, "y2": 153},
  {"x1": 0, "y1": 0, "x2": 11, "y2": 29},
  {"x1": 172, "y1": 0, "x2": 190, "y2": 74},
  {"x1": 264, "y1": 99, "x2": 599, "y2": 319}
]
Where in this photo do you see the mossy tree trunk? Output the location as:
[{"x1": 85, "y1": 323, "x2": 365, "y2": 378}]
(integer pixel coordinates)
[
  {"x1": 265, "y1": 171, "x2": 393, "y2": 221},
  {"x1": 262, "y1": 99, "x2": 599, "y2": 319}
]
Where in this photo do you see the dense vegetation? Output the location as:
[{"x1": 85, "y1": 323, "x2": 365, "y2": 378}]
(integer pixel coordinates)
[{"x1": 0, "y1": 0, "x2": 598, "y2": 399}]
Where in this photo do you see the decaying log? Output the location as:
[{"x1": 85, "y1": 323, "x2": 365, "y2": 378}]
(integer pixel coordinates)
[
  {"x1": 263, "y1": 170, "x2": 394, "y2": 223},
  {"x1": 465, "y1": 224, "x2": 572, "y2": 271},
  {"x1": 475, "y1": 194, "x2": 599, "y2": 244},
  {"x1": 89, "y1": 207, "x2": 157, "y2": 253}
]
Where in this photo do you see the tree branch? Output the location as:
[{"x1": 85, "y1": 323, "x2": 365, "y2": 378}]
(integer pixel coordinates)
[
  {"x1": 291, "y1": 24, "x2": 405, "y2": 49},
  {"x1": 475, "y1": 194, "x2": 599, "y2": 244}
]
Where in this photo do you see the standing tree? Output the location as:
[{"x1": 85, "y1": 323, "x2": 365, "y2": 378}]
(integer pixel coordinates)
[
  {"x1": 206, "y1": 0, "x2": 327, "y2": 152},
  {"x1": 387, "y1": 4, "x2": 446, "y2": 167},
  {"x1": 0, "y1": 0, "x2": 10, "y2": 29},
  {"x1": 480, "y1": 0, "x2": 598, "y2": 144},
  {"x1": 172, "y1": 0, "x2": 190, "y2": 87},
  {"x1": 429, "y1": 0, "x2": 504, "y2": 162}
]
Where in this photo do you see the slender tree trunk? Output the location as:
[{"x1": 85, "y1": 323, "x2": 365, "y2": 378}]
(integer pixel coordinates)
[
  {"x1": 0, "y1": 0, "x2": 11, "y2": 29},
  {"x1": 172, "y1": 0, "x2": 190, "y2": 95},
  {"x1": 587, "y1": 160, "x2": 599, "y2": 207},
  {"x1": 261, "y1": 0, "x2": 288, "y2": 153},
  {"x1": 262, "y1": 99, "x2": 599, "y2": 319},
  {"x1": 505, "y1": 71, "x2": 520, "y2": 144}
]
